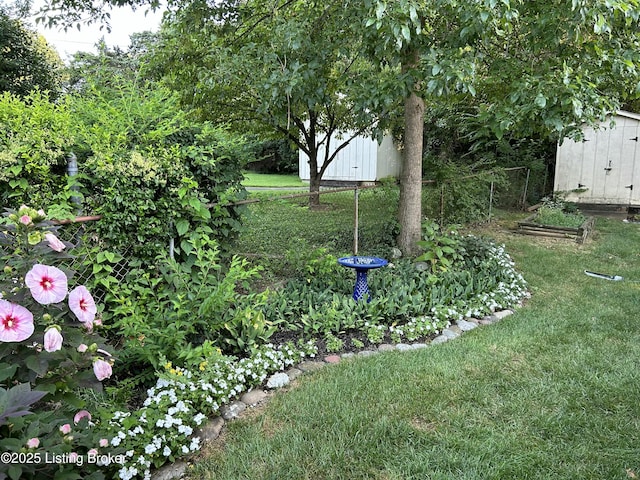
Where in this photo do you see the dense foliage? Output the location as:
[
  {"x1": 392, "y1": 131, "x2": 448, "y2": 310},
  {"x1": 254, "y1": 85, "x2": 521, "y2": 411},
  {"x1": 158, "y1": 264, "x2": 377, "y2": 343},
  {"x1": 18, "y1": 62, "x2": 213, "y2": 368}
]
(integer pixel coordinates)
[
  {"x1": 0, "y1": 81, "x2": 250, "y2": 261},
  {"x1": 0, "y1": 9, "x2": 62, "y2": 98},
  {"x1": 0, "y1": 91, "x2": 75, "y2": 210}
]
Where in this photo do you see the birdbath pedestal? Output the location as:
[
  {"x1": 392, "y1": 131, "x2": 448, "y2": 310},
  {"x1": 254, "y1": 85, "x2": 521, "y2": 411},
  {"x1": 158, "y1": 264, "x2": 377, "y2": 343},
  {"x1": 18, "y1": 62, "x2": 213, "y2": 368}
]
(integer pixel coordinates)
[{"x1": 337, "y1": 256, "x2": 388, "y2": 302}]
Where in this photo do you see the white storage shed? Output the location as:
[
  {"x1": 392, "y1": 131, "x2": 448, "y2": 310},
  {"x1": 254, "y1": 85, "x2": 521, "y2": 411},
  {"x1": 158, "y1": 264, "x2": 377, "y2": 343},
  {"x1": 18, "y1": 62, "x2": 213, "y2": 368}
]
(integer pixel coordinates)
[
  {"x1": 554, "y1": 110, "x2": 640, "y2": 206},
  {"x1": 299, "y1": 133, "x2": 402, "y2": 183}
]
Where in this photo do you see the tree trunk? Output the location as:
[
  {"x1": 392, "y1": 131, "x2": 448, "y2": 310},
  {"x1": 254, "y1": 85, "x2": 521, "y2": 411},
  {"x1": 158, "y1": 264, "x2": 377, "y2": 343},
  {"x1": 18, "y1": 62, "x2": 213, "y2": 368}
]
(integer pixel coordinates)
[
  {"x1": 397, "y1": 90, "x2": 425, "y2": 256},
  {"x1": 309, "y1": 168, "x2": 321, "y2": 207}
]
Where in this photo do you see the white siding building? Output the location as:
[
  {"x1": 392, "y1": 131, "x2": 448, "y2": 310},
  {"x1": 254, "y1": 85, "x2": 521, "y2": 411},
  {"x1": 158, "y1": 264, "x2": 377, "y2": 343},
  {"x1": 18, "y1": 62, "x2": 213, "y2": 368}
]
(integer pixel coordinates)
[
  {"x1": 299, "y1": 133, "x2": 402, "y2": 184},
  {"x1": 555, "y1": 111, "x2": 640, "y2": 206}
]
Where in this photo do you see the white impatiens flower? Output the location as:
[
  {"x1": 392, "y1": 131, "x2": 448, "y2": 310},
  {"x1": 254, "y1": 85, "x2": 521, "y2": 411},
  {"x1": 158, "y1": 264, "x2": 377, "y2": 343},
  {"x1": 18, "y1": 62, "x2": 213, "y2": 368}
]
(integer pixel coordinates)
[
  {"x1": 144, "y1": 444, "x2": 158, "y2": 455},
  {"x1": 190, "y1": 437, "x2": 201, "y2": 451},
  {"x1": 163, "y1": 446, "x2": 171, "y2": 457}
]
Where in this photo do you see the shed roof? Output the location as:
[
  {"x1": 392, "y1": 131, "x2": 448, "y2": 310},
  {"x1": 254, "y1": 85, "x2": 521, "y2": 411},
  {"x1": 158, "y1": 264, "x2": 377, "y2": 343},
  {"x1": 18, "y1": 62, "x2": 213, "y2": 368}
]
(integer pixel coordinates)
[{"x1": 616, "y1": 110, "x2": 640, "y2": 122}]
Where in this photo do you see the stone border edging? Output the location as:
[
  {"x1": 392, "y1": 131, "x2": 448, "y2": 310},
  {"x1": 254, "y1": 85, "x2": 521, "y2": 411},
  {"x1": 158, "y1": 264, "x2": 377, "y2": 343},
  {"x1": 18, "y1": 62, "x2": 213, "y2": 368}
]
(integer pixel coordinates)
[{"x1": 152, "y1": 309, "x2": 515, "y2": 480}]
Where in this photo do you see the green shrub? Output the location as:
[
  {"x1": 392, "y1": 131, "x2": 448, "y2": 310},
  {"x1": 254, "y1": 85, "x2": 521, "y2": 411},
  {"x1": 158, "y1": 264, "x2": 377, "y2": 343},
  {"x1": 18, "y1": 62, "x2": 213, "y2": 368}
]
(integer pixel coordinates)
[
  {"x1": 103, "y1": 233, "x2": 265, "y2": 385},
  {"x1": 0, "y1": 91, "x2": 76, "y2": 212},
  {"x1": 73, "y1": 84, "x2": 249, "y2": 261},
  {"x1": 534, "y1": 196, "x2": 585, "y2": 227},
  {"x1": 1, "y1": 84, "x2": 250, "y2": 264}
]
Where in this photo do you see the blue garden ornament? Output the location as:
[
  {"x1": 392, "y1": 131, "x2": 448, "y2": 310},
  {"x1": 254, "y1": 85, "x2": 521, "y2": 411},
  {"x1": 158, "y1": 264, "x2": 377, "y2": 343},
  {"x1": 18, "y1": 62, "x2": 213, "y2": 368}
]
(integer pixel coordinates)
[{"x1": 338, "y1": 256, "x2": 388, "y2": 302}]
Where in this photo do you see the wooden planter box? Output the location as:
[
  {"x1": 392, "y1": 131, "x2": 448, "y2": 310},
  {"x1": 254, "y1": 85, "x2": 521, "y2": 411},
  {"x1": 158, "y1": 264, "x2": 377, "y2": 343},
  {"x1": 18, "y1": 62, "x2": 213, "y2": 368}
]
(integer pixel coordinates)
[{"x1": 517, "y1": 215, "x2": 595, "y2": 244}]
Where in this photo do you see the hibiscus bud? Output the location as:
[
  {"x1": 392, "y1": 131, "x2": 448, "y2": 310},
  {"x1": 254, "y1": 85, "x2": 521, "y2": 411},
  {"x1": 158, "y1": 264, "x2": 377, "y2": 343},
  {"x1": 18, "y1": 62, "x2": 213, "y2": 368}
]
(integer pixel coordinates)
[
  {"x1": 73, "y1": 410, "x2": 92, "y2": 425},
  {"x1": 26, "y1": 438, "x2": 40, "y2": 449},
  {"x1": 19, "y1": 215, "x2": 32, "y2": 226},
  {"x1": 59, "y1": 424, "x2": 71, "y2": 435},
  {"x1": 44, "y1": 326, "x2": 63, "y2": 352},
  {"x1": 44, "y1": 233, "x2": 66, "y2": 252},
  {"x1": 77, "y1": 343, "x2": 88, "y2": 353},
  {"x1": 3, "y1": 266, "x2": 12, "y2": 274},
  {"x1": 99, "y1": 438, "x2": 108, "y2": 447}
]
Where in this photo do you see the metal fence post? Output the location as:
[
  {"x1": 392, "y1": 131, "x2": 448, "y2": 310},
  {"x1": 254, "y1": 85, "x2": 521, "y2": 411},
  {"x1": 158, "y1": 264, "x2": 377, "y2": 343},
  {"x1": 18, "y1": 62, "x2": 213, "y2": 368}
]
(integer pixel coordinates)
[{"x1": 67, "y1": 152, "x2": 82, "y2": 213}]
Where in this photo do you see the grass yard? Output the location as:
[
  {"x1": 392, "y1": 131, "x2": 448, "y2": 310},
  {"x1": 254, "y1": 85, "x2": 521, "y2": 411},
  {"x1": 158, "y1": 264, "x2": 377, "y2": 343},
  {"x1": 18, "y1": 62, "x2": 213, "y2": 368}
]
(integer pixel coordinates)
[
  {"x1": 235, "y1": 187, "x2": 399, "y2": 260},
  {"x1": 241, "y1": 171, "x2": 306, "y2": 188},
  {"x1": 193, "y1": 215, "x2": 640, "y2": 479}
]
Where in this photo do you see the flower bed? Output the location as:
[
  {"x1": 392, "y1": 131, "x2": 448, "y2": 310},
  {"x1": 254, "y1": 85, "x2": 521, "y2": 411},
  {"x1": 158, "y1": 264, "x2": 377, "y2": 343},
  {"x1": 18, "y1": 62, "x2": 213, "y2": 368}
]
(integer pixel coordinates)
[{"x1": 1, "y1": 208, "x2": 530, "y2": 480}]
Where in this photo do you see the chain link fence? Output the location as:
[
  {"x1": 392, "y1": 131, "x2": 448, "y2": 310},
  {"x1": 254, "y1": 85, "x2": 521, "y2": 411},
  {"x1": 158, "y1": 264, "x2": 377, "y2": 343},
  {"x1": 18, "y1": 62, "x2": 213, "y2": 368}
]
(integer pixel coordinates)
[
  {"x1": 234, "y1": 166, "x2": 535, "y2": 260},
  {"x1": 2, "y1": 166, "x2": 535, "y2": 293}
]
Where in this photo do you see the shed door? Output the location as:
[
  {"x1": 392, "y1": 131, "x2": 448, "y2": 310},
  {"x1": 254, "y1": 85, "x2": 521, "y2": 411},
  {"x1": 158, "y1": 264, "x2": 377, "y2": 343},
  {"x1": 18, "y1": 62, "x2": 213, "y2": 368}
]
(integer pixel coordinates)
[
  {"x1": 625, "y1": 125, "x2": 640, "y2": 205},
  {"x1": 595, "y1": 123, "x2": 639, "y2": 204}
]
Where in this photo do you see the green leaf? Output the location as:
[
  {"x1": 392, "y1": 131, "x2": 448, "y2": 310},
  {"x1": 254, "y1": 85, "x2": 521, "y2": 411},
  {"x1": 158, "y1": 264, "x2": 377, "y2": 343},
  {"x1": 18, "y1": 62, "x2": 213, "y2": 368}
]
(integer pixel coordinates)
[
  {"x1": 535, "y1": 94, "x2": 547, "y2": 108},
  {"x1": 0, "y1": 363, "x2": 18, "y2": 382},
  {"x1": 8, "y1": 465, "x2": 22, "y2": 480},
  {"x1": 25, "y1": 356, "x2": 49, "y2": 377},
  {"x1": 401, "y1": 25, "x2": 411, "y2": 42},
  {"x1": 176, "y1": 219, "x2": 190, "y2": 236}
]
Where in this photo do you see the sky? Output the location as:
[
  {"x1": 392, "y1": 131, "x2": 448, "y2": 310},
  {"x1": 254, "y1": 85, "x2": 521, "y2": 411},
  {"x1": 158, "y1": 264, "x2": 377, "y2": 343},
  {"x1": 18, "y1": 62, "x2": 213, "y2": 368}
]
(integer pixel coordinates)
[{"x1": 30, "y1": 2, "x2": 164, "y2": 61}]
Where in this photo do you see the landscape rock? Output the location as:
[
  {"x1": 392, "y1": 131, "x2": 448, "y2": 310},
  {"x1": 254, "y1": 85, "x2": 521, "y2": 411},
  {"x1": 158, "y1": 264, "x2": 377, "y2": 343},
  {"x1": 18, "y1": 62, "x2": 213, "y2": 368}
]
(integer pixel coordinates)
[
  {"x1": 266, "y1": 372, "x2": 290, "y2": 389},
  {"x1": 442, "y1": 328, "x2": 459, "y2": 339},
  {"x1": 285, "y1": 367, "x2": 303, "y2": 380},
  {"x1": 358, "y1": 350, "x2": 377, "y2": 357},
  {"x1": 377, "y1": 344, "x2": 396, "y2": 352},
  {"x1": 431, "y1": 335, "x2": 449, "y2": 345},
  {"x1": 324, "y1": 355, "x2": 341, "y2": 364},
  {"x1": 221, "y1": 400, "x2": 246, "y2": 420},
  {"x1": 240, "y1": 389, "x2": 268, "y2": 406},
  {"x1": 297, "y1": 361, "x2": 326, "y2": 372},
  {"x1": 493, "y1": 309, "x2": 514, "y2": 321},
  {"x1": 410, "y1": 343, "x2": 428, "y2": 350},
  {"x1": 152, "y1": 461, "x2": 187, "y2": 480},
  {"x1": 448, "y1": 324, "x2": 463, "y2": 335},
  {"x1": 196, "y1": 416, "x2": 224, "y2": 444},
  {"x1": 395, "y1": 343, "x2": 413, "y2": 351},
  {"x1": 457, "y1": 319, "x2": 479, "y2": 331}
]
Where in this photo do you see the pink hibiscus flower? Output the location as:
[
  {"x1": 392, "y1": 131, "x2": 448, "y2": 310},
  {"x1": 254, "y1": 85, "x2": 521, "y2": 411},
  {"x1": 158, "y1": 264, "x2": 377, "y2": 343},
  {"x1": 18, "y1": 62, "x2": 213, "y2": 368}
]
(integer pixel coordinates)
[
  {"x1": 26, "y1": 438, "x2": 40, "y2": 449},
  {"x1": 0, "y1": 300, "x2": 34, "y2": 342},
  {"x1": 73, "y1": 410, "x2": 92, "y2": 425},
  {"x1": 68, "y1": 286, "x2": 97, "y2": 325},
  {"x1": 25, "y1": 265, "x2": 68, "y2": 305}
]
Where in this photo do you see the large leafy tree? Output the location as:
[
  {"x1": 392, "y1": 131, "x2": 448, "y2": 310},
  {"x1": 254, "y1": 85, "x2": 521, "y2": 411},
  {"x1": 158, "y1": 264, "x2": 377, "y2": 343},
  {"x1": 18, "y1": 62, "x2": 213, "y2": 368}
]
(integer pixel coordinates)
[
  {"x1": 0, "y1": 7, "x2": 63, "y2": 98},
  {"x1": 148, "y1": 0, "x2": 395, "y2": 207},
  {"x1": 64, "y1": 32, "x2": 158, "y2": 92},
  {"x1": 356, "y1": 0, "x2": 640, "y2": 253}
]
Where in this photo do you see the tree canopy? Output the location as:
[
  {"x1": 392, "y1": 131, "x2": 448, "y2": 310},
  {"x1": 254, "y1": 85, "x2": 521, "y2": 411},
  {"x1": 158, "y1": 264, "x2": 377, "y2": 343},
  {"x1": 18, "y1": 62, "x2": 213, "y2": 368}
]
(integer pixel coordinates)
[{"x1": 0, "y1": 7, "x2": 63, "y2": 98}]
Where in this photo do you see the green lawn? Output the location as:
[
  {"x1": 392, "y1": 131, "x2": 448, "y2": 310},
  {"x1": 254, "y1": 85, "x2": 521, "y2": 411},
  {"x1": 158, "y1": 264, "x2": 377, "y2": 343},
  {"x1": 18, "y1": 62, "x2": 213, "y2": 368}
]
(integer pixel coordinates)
[
  {"x1": 241, "y1": 171, "x2": 306, "y2": 188},
  {"x1": 192, "y1": 216, "x2": 640, "y2": 479},
  {"x1": 235, "y1": 188, "x2": 399, "y2": 269}
]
